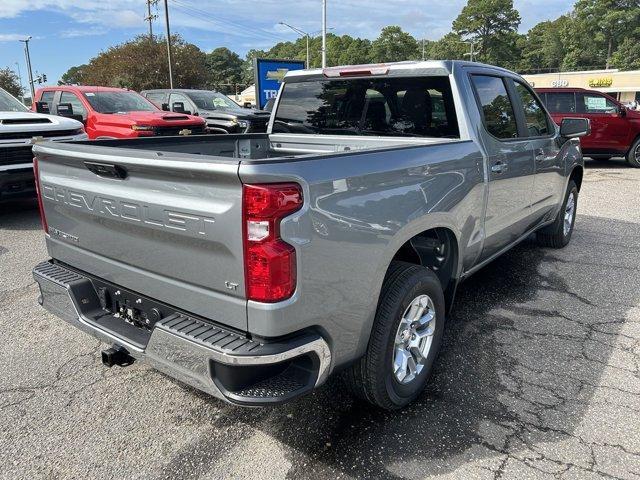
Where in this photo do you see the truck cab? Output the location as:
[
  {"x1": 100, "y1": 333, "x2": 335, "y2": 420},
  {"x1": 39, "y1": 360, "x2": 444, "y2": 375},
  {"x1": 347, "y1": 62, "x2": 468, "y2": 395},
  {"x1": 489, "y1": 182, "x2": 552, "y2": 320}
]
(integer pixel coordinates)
[
  {"x1": 33, "y1": 86, "x2": 206, "y2": 140},
  {"x1": 536, "y1": 87, "x2": 640, "y2": 167}
]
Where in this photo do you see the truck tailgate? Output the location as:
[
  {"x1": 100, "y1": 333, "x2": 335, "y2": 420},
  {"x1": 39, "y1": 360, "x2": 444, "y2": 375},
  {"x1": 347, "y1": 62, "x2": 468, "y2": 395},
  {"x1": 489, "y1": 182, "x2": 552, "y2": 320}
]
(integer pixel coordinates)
[{"x1": 33, "y1": 142, "x2": 247, "y2": 331}]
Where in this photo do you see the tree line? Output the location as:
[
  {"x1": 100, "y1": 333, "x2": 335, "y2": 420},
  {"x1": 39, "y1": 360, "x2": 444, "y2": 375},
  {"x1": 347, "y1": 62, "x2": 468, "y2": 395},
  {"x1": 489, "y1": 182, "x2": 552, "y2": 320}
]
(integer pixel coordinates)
[{"x1": 1, "y1": 0, "x2": 639, "y2": 97}]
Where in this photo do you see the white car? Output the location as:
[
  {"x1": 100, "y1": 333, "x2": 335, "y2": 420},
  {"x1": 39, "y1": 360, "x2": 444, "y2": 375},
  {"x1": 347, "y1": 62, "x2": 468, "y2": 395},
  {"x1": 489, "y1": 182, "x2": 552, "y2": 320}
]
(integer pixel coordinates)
[{"x1": 0, "y1": 87, "x2": 87, "y2": 200}]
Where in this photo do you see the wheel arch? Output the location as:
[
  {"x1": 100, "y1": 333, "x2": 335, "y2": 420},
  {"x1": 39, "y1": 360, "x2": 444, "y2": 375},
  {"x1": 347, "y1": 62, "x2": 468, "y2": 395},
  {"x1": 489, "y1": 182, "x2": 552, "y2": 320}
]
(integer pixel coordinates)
[
  {"x1": 569, "y1": 164, "x2": 584, "y2": 192},
  {"x1": 387, "y1": 226, "x2": 461, "y2": 314}
]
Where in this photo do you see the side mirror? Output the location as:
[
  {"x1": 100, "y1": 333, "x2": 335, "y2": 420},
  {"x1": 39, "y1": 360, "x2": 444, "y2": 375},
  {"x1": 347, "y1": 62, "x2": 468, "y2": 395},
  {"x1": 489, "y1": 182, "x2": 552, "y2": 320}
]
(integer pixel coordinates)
[
  {"x1": 619, "y1": 105, "x2": 627, "y2": 117},
  {"x1": 243, "y1": 102, "x2": 252, "y2": 108},
  {"x1": 161, "y1": 103, "x2": 170, "y2": 111},
  {"x1": 172, "y1": 101, "x2": 191, "y2": 115},
  {"x1": 56, "y1": 103, "x2": 74, "y2": 117},
  {"x1": 35, "y1": 101, "x2": 49, "y2": 114},
  {"x1": 560, "y1": 117, "x2": 590, "y2": 139}
]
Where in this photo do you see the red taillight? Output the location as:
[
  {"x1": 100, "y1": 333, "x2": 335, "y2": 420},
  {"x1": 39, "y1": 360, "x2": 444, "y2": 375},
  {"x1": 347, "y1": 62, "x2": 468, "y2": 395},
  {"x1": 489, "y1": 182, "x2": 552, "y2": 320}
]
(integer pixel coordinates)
[
  {"x1": 33, "y1": 157, "x2": 48, "y2": 233},
  {"x1": 243, "y1": 183, "x2": 303, "y2": 303}
]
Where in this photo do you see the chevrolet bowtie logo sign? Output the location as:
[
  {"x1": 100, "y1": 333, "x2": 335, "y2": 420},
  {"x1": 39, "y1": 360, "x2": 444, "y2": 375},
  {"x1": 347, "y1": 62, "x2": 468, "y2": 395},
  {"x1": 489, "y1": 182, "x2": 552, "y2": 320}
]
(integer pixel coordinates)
[
  {"x1": 179, "y1": 129, "x2": 192, "y2": 136},
  {"x1": 266, "y1": 68, "x2": 290, "y2": 82}
]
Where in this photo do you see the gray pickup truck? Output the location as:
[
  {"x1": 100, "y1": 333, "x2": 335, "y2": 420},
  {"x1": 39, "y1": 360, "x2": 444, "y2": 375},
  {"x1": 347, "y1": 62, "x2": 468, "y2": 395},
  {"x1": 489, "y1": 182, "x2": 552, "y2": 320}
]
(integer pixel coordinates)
[{"x1": 31, "y1": 61, "x2": 589, "y2": 410}]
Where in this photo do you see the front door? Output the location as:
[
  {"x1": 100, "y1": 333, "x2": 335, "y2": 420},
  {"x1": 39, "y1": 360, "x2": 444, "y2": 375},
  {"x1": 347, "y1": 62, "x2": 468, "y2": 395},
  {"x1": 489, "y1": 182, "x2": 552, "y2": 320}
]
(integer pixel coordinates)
[
  {"x1": 512, "y1": 80, "x2": 563, "y2": 223},
  {"x1": 469, "y1": 73, "x2": 535, "y2": 262},
  {"x1": 576, "y1": 92, "x2": 630, "y2": 154}
]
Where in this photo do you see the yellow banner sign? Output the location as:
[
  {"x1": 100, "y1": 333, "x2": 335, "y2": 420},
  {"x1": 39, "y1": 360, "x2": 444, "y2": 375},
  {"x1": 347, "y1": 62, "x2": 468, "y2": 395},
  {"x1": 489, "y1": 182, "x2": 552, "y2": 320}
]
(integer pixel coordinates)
[{"x1": 588, "y1": 77, "x2": 613, "y2": 88}]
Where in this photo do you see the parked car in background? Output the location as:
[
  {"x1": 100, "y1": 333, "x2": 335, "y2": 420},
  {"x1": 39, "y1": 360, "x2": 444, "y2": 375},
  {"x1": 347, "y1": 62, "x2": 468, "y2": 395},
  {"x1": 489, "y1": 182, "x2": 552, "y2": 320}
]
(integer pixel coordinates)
[
  {"x1": 536, "y1": 87, "x2": 640, "y2": 167},
  {"x1": 0, "y1": 87, "x2": 86, "y2": 200},
  {"x1": 31, "y1": 61, "x2": 588, "y2": 410},
  {"x1": 33, "y1": 86, "x2": 206, "y2": 140},
  {"x1": 141, "y1": 89, "x2": 271, "y2": 134}
]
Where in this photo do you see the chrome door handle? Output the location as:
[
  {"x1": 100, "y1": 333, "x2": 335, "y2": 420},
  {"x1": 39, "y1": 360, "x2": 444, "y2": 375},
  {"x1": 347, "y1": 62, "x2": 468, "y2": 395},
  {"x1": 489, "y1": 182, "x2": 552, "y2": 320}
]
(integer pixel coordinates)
[
  {"x1": 535, "y1": 148, "x2": 545, "y2": 161},
  {"x1": 491, "y1": 162, "x2": 507, "y2": 174}
]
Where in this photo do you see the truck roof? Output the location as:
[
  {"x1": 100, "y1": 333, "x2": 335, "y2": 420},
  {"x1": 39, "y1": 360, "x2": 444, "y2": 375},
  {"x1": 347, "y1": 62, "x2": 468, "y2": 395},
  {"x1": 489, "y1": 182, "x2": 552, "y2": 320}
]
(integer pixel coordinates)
[
  {"x1": 38, "y1": 85, "x2": 135, "y2": 93},
  {"x1": 283, "y1": 60, "x2": 516, "y2": 82}
]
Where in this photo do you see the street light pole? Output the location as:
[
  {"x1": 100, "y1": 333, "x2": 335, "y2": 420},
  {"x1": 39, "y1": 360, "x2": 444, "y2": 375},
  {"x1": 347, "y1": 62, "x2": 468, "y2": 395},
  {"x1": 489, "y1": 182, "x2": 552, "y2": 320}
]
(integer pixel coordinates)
[
  {"x1": 14, "y1": 62, "x2": 24, "y2": 103},
  {"x1": 279, "y1": 22, "x2": 310, "y2": 68},
  {"x1": 163, "y1": 0, "x2": 174, "y2": 88},
  {"x1": 321, "y1": 0, "x2": 327, "y2": 68},
  {"x1": 19, "y1": 36, "x2": 35, "y2": 101}
]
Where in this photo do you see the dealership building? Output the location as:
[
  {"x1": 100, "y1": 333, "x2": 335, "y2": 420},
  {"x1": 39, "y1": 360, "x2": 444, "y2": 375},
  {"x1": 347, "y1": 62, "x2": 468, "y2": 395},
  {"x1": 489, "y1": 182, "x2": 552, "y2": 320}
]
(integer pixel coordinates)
[{"x1": 522, "y1": 69, "x2": 640, "y2": 104}]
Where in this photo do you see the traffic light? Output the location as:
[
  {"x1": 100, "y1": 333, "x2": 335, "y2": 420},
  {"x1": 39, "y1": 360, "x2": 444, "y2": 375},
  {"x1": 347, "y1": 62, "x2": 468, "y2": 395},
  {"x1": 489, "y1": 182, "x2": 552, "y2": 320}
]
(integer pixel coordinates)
[{"x1": 42, "y1": 74, "x2": 47, "y2": 83}]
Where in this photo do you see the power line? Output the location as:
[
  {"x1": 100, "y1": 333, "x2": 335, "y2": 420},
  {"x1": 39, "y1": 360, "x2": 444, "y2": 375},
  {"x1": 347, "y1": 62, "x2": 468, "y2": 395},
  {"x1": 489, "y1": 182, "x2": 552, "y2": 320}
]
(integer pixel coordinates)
[{"x1": 169, "y1": 0, "x2": 286, "y2": 42}]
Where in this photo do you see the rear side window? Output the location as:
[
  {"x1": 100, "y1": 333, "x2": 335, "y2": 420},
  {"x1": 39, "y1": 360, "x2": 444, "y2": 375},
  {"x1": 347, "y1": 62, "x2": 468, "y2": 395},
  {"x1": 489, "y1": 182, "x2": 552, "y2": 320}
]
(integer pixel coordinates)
[
  {"x1": 40, "y1": 91, "x2": 55, "y2": 108},
  {"x1": 471, "y1": 75, "x2": 518, "y2": 139},
  {"x1": 545, "y1": 92, "x2": 576, "y2": 113},
  {"x1": 273, "y1": 76, "x2": 459, "y2": 138},
  {"x1": 145, "y1": 92, "x2": 166, "y2": 107},
  {"x1": 514, "y1": 82, "x2": 550, "y2": 136},
  {"x1": 577, "y1": 93, "x2": 618, "y2": 114}
]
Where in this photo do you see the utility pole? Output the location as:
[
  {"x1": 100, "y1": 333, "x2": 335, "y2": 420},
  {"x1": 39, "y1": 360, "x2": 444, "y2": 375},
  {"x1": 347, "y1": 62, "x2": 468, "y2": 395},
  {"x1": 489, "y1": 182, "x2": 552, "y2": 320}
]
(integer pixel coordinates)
[
  {"x1": 422, "y1": 39, "x2": 426, "y2": 61},
  {"x1": 19, "y1": 36, "x2": 35, "y2": 101},
  {"x1": 279, "y1": 22, "x2": 310, "y2": 68},
  {"x1": 163, "y1": 0, "x2": 174, "y2": 88},
  {"x1": 321, "y1": 0, "x2": 327, "y2": 68},
  {"x1": 145, "y1": 0, "x2": 158, "y2": 40},
  {"x1": 14, "y1": 62, "x2": 24, "y2": 103}
]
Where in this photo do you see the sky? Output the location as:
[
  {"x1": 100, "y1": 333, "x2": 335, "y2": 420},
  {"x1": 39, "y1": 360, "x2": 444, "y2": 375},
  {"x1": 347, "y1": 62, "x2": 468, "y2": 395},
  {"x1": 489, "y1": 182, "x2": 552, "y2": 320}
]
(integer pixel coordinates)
[{"x1": 0, "y1": 0, "x2": 575, "y2": 89}]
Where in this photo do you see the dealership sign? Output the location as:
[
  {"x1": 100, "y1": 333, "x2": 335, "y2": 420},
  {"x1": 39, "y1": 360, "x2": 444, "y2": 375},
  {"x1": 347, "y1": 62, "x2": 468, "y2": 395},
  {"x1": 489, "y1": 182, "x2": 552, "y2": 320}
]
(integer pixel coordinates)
[
  {"x1": 551, "y1": 79, "x2": 569, "y2": 87},
  {"x1": 253, "y1": 58, "x2": 306, "y2": 110}
]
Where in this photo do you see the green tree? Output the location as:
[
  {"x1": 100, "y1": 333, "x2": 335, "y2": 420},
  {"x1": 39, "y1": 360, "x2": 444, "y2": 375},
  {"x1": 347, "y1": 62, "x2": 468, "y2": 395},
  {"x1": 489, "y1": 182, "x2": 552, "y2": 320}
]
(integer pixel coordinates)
[
  {"x1": 572, "y1": 0, "x2": 640, "y2": 69},
  {"x1": 426, "y1": 33, "x2": 470, "y2": 60},
  {"x1": 452, "y1": 0, "x2": 521, "y2": 66},
  {"x1": 206, "y1": 47, "x2": 244, "y2": 93},
  {"x1": 58, "y1": 64, "x2": 88, "y2": 85},
  {"x1": 611, "y1": 37, "x2": 640, "y2": 70},
  {"x1": 0, "y1": 67, "x2": 23, "y2": 98},
  {"x1": 80, "y1": 35, "x2": 209, "y2": 91},
  {"x1": 371, "y1": 26, "x2": 420, "y2": 63},
  {"x1": 518, "y1": 17, "x2": 569, "y2": 73}
]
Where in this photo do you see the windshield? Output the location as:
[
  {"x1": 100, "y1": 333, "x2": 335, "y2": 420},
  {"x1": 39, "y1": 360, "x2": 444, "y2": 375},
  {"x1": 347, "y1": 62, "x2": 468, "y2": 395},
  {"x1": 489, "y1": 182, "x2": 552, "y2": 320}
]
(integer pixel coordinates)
[
  {"x1": 0, "y1": 88, "x2": 28, "y2": 112},
  {"x1": 273, "y1": 76, "x2": 459, "y2": 138},
  {"x1": 83, "y1": 91, "x2": 158, "y2": 113},
  {"x1": 187, "y1": 91, "x2": 239, "y2": 110}
]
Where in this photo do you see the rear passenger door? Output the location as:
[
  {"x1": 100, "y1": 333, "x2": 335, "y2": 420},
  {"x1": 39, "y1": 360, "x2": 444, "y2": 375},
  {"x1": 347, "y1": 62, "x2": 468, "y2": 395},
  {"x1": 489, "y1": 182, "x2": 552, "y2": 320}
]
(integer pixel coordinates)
[
  {"x1": 511, "y1": 81, "x2": 563, "y2": 223},
  {"x1": 470, "y1": 73, "x2": 535, "y2": 262}
]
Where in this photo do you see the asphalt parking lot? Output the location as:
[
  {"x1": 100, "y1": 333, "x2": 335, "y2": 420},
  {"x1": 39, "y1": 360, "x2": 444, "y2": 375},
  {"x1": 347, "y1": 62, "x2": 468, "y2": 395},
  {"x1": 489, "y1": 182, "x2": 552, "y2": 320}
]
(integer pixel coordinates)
[{"x1": 0, "y1": 158, "x2": 639, "y2": 480}]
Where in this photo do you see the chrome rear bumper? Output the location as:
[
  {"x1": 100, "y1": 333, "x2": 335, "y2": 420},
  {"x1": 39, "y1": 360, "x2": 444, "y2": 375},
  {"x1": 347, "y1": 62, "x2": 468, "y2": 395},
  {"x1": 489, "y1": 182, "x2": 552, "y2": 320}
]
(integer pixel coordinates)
[{"x1": 33, "y1": 261, "x2": 331, "y2": 405}]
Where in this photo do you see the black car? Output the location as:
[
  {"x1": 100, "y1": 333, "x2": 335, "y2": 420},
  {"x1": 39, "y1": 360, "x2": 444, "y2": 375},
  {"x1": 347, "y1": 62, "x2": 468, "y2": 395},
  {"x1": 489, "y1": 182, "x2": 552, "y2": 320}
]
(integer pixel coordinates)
[{"x1": 140, "y1": 89, "x2": 271, "y2": 134}]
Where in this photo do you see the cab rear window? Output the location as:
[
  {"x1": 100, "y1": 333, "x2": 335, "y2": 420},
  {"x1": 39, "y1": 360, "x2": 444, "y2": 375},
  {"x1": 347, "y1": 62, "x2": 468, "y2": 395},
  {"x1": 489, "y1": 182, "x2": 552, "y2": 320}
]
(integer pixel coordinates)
[{"x1": 273, "y1": 77, "x2": 459, "y2": 138}]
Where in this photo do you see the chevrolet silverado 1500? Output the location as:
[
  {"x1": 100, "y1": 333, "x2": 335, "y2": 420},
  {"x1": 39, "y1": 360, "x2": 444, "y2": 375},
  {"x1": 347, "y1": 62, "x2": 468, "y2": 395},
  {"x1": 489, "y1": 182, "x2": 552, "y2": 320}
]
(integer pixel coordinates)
[{"x1": 31, "y1": 61, "x2": 589, "y2": 409}]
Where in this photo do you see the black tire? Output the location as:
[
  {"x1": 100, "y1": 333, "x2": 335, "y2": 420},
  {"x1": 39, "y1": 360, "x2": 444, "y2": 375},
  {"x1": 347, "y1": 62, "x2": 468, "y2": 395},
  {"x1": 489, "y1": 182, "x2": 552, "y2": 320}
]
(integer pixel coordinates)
[
  {"x1": 537, "y1": 180, "x2": 578, "y2": 248},
  {"x1": 626, "y1": 137, "x2": 640, "y2": 168},
  {"x1": 343, "y1": 261, "x2": 445, "y2": 410}
]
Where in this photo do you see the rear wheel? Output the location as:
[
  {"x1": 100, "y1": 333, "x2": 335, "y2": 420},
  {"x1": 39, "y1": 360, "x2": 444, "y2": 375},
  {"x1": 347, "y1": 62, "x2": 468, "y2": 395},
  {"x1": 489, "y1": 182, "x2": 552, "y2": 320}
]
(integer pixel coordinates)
[
  {"x1": 537, "y1": 180, "x2": 578, "y2": 248},
  {"x1": 343, "y1": 262, "x2": 445, "y2": 410},
  {"x1": 626, "y1": 137, "x2": 640, "y2": 168}
]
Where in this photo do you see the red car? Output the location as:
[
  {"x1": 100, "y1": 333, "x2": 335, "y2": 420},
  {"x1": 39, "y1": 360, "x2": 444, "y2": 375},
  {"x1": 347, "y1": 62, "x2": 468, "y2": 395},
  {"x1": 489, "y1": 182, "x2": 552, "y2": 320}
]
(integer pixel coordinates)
[
  {"x1": 536, "y1": 87, "x2": 640, "y2": 167},
  {"x1": 32, "y1": 86, "x2": 206, "y2": 139}
]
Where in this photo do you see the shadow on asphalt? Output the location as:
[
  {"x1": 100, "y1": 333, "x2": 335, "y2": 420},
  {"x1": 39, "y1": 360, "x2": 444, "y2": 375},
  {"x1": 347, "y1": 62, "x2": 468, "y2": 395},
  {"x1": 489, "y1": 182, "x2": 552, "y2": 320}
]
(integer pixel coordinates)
[
  {"x1": 0, "y1": 198, "x2": 40, "y2": 231},
  {"x1": 584, "y1": 157, "x2": 629, "y2": 169},
  {"x1": 164, "y1": 213, "x2": 637, "y2": 479}
]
